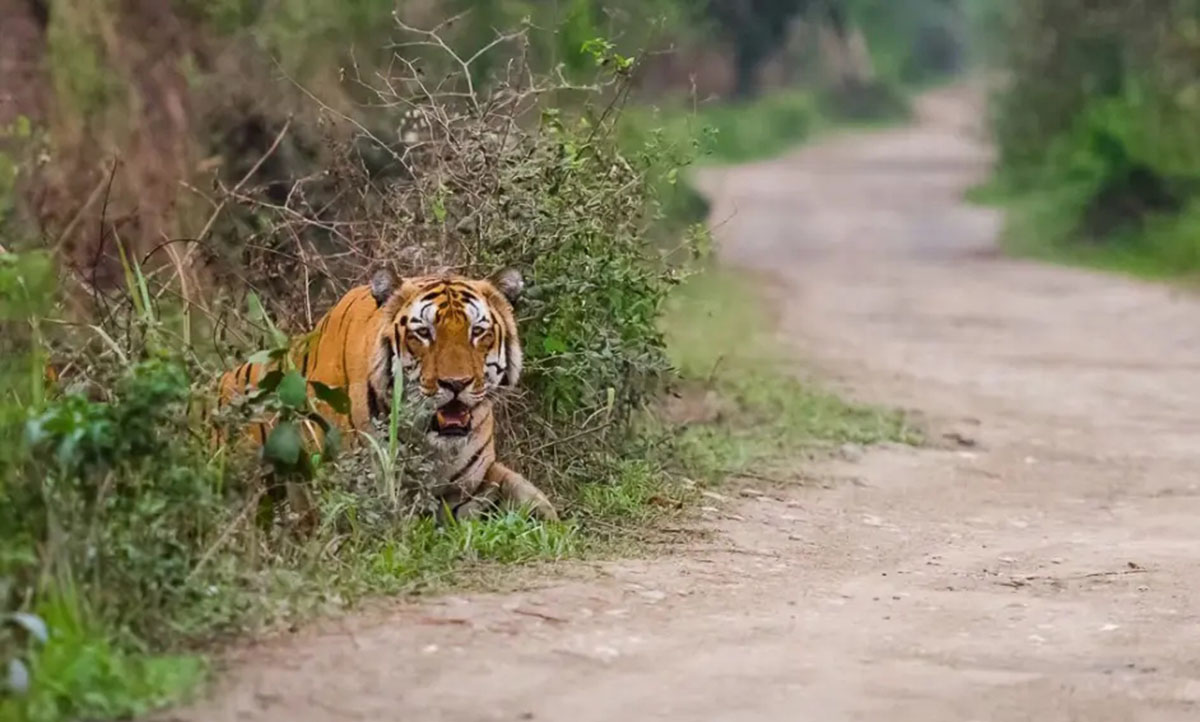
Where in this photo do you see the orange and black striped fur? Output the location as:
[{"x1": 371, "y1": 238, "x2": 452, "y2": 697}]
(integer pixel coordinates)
[{"x1": 218, "y1": 268, "x2": 556, "y2": 521}]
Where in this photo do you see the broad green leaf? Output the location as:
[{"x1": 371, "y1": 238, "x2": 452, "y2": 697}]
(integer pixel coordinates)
[
  {"x1": 542, "y1": 335, "x2": 568, "y2": 354},
  {"x1": 246, "y1": 349, "x2": 273, "y2": 365},
  {"x1": 310, "y1": 381, "x2": 351, "y2": 415},
  {"x1": 247, "y1": 291, "x2": 267, "y2": 323},
  {"x1": 277, "y1": 372, "x2": 308, "y2": 409},
  {"x1": 431, "y1": 187, "x2": 447, "y2": 224},
  {"x1": 264, "y1": 422, "x2": 302, "y2": 467}
]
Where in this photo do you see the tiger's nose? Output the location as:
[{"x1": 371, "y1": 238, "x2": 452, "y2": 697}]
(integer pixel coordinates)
[{"x1": 438, "y1": 377, "x2": 471, "y2": 394}]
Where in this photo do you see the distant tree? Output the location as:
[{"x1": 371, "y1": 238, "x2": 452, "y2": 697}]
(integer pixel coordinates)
[{"x1": 705, "y1": 0, "x2": 811, "y2": 98}]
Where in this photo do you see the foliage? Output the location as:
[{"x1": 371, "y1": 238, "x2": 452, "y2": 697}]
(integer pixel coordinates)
[
  {"x1": 0, "y1": 593, "x2": 202, "y2": 722},
  {"x1": 985, "y1": 0, "x2": 1200, "y2": 276},
  {"x1": 229, "y1": 299, "x2": 350, "y2": 479},
  {"x1": 704, "y1": 0, "x2": 810, "y2": 97},
  {"x1": 702, "y1": 0, "x2": 970, "y2": 97},
  {"x1": 848, "y1": 0, "x2": 969, "y2": 84},
  {"x1": 623, "y1": 91, "x2": 820, "y2": 164}
]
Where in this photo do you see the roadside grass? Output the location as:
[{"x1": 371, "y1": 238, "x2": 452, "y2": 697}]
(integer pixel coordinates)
[
  {"x1": 661, "y1": 268, "x2": 921, "y2": 484},
  {"x1": 968, "y1": 179, "x2": 1200, "y2": 285},
  {"x1": 623, "y1": 84, "x2": 910, "y2": 170}
]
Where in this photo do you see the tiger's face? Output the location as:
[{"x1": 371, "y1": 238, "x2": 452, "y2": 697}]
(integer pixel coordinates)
[{"x1": 371, "y1": 269, "x2": 523, "y2": 440}]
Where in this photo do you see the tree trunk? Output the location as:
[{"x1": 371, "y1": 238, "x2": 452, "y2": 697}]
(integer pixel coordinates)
[{"x1": 732, "y1": 42, "x2": 762, "y2": 99}]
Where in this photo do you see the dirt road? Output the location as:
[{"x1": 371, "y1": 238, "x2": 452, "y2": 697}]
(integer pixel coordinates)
[{"x1": 171, "y1": 85, "x2": 1200, "y2": 722}]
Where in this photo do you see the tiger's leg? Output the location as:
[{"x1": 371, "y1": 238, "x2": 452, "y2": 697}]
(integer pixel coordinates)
[
  {"x1": 450, "y1": 481, "x2": 503, "y2": 522},
  {"x1": 484, "y1": 462, "x2": 558, "y2": 521}
]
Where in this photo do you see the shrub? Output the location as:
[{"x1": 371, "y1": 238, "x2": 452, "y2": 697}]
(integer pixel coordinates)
[{"x1": 987, "y1": 0, "x2": 1200, "y2": 273}]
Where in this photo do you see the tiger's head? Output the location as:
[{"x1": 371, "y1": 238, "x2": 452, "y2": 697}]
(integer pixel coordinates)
[{"x1": 367, "y1": 268, "x2": 524, "y2": 440}]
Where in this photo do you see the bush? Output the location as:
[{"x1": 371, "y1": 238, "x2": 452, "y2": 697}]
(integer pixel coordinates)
[{"x1": 987, "y1": 0, "x2": 1200, "y2": 274}]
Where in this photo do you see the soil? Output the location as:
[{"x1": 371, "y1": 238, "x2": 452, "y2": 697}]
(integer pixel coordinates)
[{"x1": 165, "y1": 84, "x2": 1200, "y2": 722}]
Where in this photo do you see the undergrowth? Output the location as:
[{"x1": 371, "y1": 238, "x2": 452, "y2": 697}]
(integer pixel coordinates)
[{"x1": 979, "y1": 0, "x2": 1200, "y2": 281}]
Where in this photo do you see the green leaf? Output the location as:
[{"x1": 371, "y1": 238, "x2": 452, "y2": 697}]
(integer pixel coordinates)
[
  {"x1": 277, "y1": 372, "x2": 308, "y2": 409},
  {"x1": 431, "y1": 187, "x2": 447, "y2": 224},
  {"x1": 246, "y1": 347, "x2": 288, "y2": 367},
  {"x1": 264, "y1": 422, "x2": 302, "y2": 467},
  {"x1": 310, "y1": 381, "x2": 351, "y2": 415},
  {"x1": 247, "y1": 291, "x2": 267, "y2": 323},
  {"x1": 248, "y1": 291, "x2": 288, "y2": 348},
  {"x1": 542, "y1": 335, "x2": 568, "y2": 354}
]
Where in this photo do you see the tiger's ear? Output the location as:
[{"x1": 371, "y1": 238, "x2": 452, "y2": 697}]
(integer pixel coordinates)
[
  {"x1": 492, "y1": 267, "x2": 524, "y2": 305},
  {"x1": 369, "y1": 268, "x2": 398, "y2": 306}
]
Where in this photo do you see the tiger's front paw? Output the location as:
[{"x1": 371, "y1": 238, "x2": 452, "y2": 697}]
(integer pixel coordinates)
[
  {"x1": 509, "y1": 482, "x2": 558, "y2": 522},
  {"x1": 453, "y1": 495, "x2": 497, "y2": 521}
]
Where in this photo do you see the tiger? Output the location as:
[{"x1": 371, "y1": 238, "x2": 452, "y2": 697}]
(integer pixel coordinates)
[{"x1": 217, "y1": 268, "x2": 557, "y2": 521}]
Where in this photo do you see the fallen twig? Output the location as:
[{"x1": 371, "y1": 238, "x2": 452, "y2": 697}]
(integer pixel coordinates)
[{"x1": 512, "y1": 607, "x2": 569, "y2": 623}]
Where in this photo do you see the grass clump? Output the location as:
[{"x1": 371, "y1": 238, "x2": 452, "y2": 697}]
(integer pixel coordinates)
[{"x1": 357, "y1": 514, "x2": 582, "y2": 593}]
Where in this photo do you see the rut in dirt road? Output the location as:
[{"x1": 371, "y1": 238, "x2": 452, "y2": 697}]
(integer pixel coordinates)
[{"x1": 168, "y1": 84, "x2": 1200, "y2": 722}]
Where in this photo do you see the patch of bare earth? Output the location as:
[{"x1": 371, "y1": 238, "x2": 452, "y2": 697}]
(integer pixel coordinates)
[{"x1": 164, "y1": 84, "x2": 1200, "y2": 722}]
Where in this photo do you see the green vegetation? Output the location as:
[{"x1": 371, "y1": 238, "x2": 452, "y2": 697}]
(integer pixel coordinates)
[
  {"x1": 705, "y1": 0, "x2": 970, "y2": 97},
  {"x1": 623, "y1": 87, "x2": 908, "y2": 170},
  {"x1": 978, "y1": 0, "x2": 1200, "y2": 280},
  {"x1": 1, "y1": 594, "x2": 203, "y2": 722}
]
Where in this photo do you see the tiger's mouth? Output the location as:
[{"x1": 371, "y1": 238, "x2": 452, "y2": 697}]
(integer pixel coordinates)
[{"x1": 431, "y1": 399, "x2": 472, "y2": 437}]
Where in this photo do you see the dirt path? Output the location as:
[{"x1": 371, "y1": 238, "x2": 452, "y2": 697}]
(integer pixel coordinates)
[{"x1": 169, "y1": 84, "x2": 1200, "y2": 722}]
